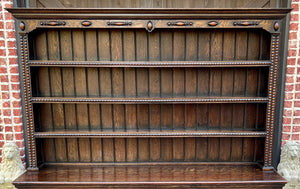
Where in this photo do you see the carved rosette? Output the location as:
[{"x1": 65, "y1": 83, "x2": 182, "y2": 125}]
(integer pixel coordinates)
[
  {"x1": 19, "y1": 34, "x2": 37, "y2": 170},
  {"x1": 264, "y1": 34, "x2": 280, "y2": 168}
]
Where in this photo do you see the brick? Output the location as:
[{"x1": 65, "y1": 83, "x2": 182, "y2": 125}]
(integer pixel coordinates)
[
  {"x1": 292, "y1": 134, "x2": 300, "y2": 140},
  {"x1": 9, "y1": 58, "x2": 17, "y2": 65},
  {"x1": 4, "y1": 12, "x2": 14, "y2": 21},
  {"x1": 14, "y1": 125, "x2": 23, "y2": 132},
  {"x1": 0, "y1": 75, "x2": 8, "y2": 82},
  {"x1": 284, "y1": 101, "x2": 293, "y2": 108},
  {"x1": 291, "y1": 14, "x2": 299, "y2": 21},
  {"x1": 287, "y1": 58, "x2": 296, "y2": 66},
  {"x1": 1, "y1": 84, "x2": 8, "y2": 91},
  {"x1": 4, "y1": 118, "x2": 11, "y2": 124},
  {"x1": 7, "y1": 41, "x2": 16, "y2": 48},
  {"x1": 8, "y1": 49, "x2": 17, "y2": 56},
  {"x1": 3, "y1": 109, "x2": 10, "y2": 116},
  {"x1": 285, "y1": 76, "x2": 294, "y2": 83},
  {"x1": 5, "y1": 22, "x2": 15, "y2": 30},
  {"x1": 294, "y1": 110, "x2": 300, "y2": 116},
  {"x1": 283, "y1": 126, "x2": 291, "y2": 132},
  {"x1": 5, "y1": 134, "x2": 13, "y2": 141},
  {"x1": 285, "y1": 93, "x2": 293, "y2": 100},
  {"x1": 2, "y1": 102, "x2": 10, "y2": 108},
  {"x1": 293, "y1": 118, "x2": 300, "y2": 124},
  {"x1": 13, "y1": 117, "x2": 22, "y2": 124},
  {"x1": 296, "y1": 84, "x2": 300, "y2": 91},
  {"x1": 6, "y1": 31, "x2": 15, "y2": 38},
  {"x1": 292, "y1": 3, "x2": 299, "y2": 11},
  {"x1": 290, "y1": 23, "x2": 299, "y2": 31},
  {"x1": 0, "y1": 58, "x2": 6, "y2": 66},
  {"x1": 16, "y1": 141, "x2": 24, "y2": 148},
  {"x1": 289, "y1": 41, "x2": 298, "y2": 49},
  {"x1": 284, "y1": 109, "x2": 292, "y2": 116},
  {"x1": 0, "y1": 67, "x2": 7, "y2": 74},
  {"x1": 12, "y1": 100, "x2": 21, "y2": 108},
  {"x1": 0, "y1": 40, "x2": 5, "y2": 47},
  {"x1": 12, "y1": 92, "x2": 20, "y2": 99},
  {"x1": 283, "y1": 117, "x2": 292, "y2": 124},
  {"x1": 0, "y1": 49, "x2": 6, "y2": 57},
  {"x1": 2, "y1": 92, "x2": 9, "y2": 99},
  {"x1": 294, "y1": 101, "x2": 300, "y2": 107},
  {"x1": 0, "y1": 135, "x2": 3, "y2": 141},
  {"x1": 288, "y1": 49, "x2": 297, "y2": 57},
  {"x1": 11, "y1": 84, "x2": 20, "y2": 90},
  {"x1": 10, "y1": 75, "x2": 19, "y2": 82},
  {"x1": 9, "y1": 66, "x2": 19, "y2": 74},
  {"x1": 289, "y1": 32, "x2": 298, "y2": 40},
  {"x1": 285, "y1": 84, "x2": 294, "y2": 91},
  {"x1": 293, "y1": 126, "x2": 300, "y2": 132},
  {"x1": 19, "y1": 149, "x2": 25, "y2": 156},
  {"x1": 15, "y1": 133, "x2": 24, "y2": 140},
  {"x1": 5, "y1": 126, "x2": 12, "y2": 132},
  {"x1": 282, "y1": 134, "x2": 291, "y2": 140}
]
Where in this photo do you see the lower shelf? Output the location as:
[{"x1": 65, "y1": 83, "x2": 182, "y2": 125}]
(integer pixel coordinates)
[{"x1": 13, "y1": 164, "x2": 286, "y2": 188}]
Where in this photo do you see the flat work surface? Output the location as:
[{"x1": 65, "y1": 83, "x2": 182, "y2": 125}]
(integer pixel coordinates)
[{"x1": 14, "y1": 164, "x2": 286, "y2": 188}]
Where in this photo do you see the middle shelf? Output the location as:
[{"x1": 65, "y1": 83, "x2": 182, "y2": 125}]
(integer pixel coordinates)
[{"x1": 34, "y1": 130, "x2": 267, "y2": 138}]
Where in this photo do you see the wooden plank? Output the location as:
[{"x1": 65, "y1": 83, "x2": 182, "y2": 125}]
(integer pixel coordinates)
[
  {"x1": 197, "y1": 104, "x2": 208, "y2": 130},
  {"x1": 197, "y1": 68, "x2": 209, "y2": 96},
  {"x1": 138, "y1": 138, "x2": 149, "y2": 161},
  {"x1": 150, "y1": 138, "x2": 160, "y2": 161},
  {"x1": 232, "y1": 138, "x2": 243, "y2": 161},
  {"x1": 208, "y1": 138, "x2": 219, "y2": 161},
  {"x1": 173, "y1": 138, "x2": 184, "y2": 161},
  {"x1": 161, "y1": 138, "x2": 172, "y2": 161},
  {"x1": 103, "y1": 139, "x2": 114, "y2": 162},
  {"x1": 198, "y1": 30, "x2": 210, "y2": 61},
  {"x1": 126, "y1": 138, "x2": 137, "y2": 162},
  {"x1": 244, "y1": 138, "x2": 255, "y2": 162},
  {"x1": 115, "y1": 138, "x2": 126, "y2": 162},
  {"x1": 91, "y1": 138, "x2": 102, "y2": 162},
  {"x1": 196, "y1": 138, "x2": 208, "y2": 161},
  {"x1": 185, "y1": 138, "x2": 195, "y2": 161}
]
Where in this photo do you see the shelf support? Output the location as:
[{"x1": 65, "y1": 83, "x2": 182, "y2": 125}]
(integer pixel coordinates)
[
  {"x1": 264, "y1": 33, "x2": 280, "y2": 169},
  {"x1": 20, "y1": 33, "x2": 38, "y2": 171}
]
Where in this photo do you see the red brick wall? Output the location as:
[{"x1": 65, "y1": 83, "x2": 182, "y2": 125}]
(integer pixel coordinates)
[
  {"x1": 0, "y1": 0, "x2": 25, "y2": 165},
  {"x1": 282, "y1": 0, "x2": 300, "y2": 145}
]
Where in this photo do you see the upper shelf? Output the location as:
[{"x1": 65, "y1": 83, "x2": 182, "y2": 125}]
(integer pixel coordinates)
[{"x1": 29, "y1": 60, "x2": 272, "y2": 68}]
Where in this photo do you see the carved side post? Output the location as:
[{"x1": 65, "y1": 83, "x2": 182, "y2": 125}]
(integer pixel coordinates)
[
  {"x1": 19, "y1": 33, "x2": 37, "y2": 171},
  {"x1": 264, "y1": 33, "x2": 280, "y2": 169}
]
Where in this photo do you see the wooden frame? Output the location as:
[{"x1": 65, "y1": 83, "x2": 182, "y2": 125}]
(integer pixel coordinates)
[{"x1": 7, "y1": 7, "x2": 291, "y2": 188}]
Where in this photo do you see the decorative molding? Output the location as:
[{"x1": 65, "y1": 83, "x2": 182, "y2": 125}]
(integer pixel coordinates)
[
  {"x1": 233, "y1": 21, "x2": 259, "y2": 26},
  {"x1": 81, "y1": 21, "x2": 92, "y2": 26},
  {"x1": 19, "y1": 21, "x2": 25, "y2": 31},
  {"x1": 40, "y1": 21, "x2": 66, "y2": 26},
  {"x1": 167, "y1": 21, "x2": 193, "y2": 26},
  {"x1": 107, "y1": 21, "x2": 132, "y2": 26},
  {"x1": 19, "y1": 34, "x2": 37, "y2": 171},
  {"x1": 146, "y1": 21, "x2": 154, "y2": 32},
  {"x1": 264, "y1": 34, "x2": 280, "y2": 168},
  {"x1": 274, "y1": 22, "x2": 279, "y2": 31},
  {"x1": 207, "y1": 21, "x2": 218, "y2": 26}
]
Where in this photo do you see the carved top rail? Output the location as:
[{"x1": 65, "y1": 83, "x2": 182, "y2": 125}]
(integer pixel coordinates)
[{"x1": 7, "y1": 8, "x2": 291, "y2": 33}]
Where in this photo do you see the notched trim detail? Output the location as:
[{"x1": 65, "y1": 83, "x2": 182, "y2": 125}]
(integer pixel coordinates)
[{"x1": 40, "y1": 21, "x2": 66, "y2": 26}]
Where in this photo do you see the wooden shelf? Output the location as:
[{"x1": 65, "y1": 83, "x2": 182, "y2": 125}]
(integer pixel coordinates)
[
  {"x1": 28, "y1": 60, "x2": 271, "y2": 67},
  {"x1": 34, "y1": 130, "x2": 267, "y2": 138},
  {"x1": 31, "y1": 97, "x2": 269, "y2": 104},
  {"x1": 13, "y1": 164, "x2": 286, "y2": 189}
]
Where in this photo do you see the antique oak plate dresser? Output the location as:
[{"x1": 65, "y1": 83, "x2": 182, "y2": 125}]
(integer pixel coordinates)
[{"x1": 8, "y1": 3, "x2": 290, "y2": 188}]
